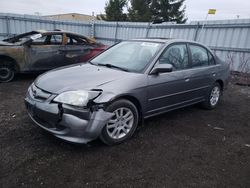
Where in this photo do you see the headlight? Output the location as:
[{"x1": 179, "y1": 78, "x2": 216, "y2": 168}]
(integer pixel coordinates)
[{"x1": 53, "y1": 90, "x2": 101, "y2": 107}]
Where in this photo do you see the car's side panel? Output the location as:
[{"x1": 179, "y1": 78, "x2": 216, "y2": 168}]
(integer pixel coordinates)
[
  {"x1": 23, "y1": 45, "x2": 65, "y2": 71},
  {"x1": 146, "y1": 69, "x2": 204, "y2": 117},
  {"x1": 59, "y1": 44, "x2": 94, "y2": 65},
  {"x1": 0, "y1": 46, "x2": 25, "y2": 70},
  {"x1": 182, "y1": 43, "x2": 223, "y2": 99},
  {"x1": 145, "y1": 42, "x2": 199, "y2": 117},
  {"x1": 181, "y1": 65, "x2": 221, "y2": 100},
  {"x1": 217, "y1": 58, "x2": 230, "y2": 88}
]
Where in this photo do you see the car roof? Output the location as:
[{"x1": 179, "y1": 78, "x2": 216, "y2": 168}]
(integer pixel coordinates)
[
  {"x1": 32, "y1": 30, "x2": 97, "y2": 43},
  {"x1": 130, "y1": 38, "x2": 205, "y2": 46},
  {"x1": 34, "y1": 30, "x2": 81, "y2": 36}
]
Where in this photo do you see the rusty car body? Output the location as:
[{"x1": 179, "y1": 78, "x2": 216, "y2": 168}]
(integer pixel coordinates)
[{"x1": 0, "y1": 30, "x2": 107, "y2": 82}]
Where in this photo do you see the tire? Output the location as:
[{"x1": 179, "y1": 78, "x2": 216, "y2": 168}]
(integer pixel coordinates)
[
  {"x1": 0, "y1": 64, "x2": 15, "y2": 82},
  {"x1": 100, "y1": 99, "x2": 139, "y2": 145},
  {"x1": 202, "y1": 82, "x2": 221, "y2": 110}
]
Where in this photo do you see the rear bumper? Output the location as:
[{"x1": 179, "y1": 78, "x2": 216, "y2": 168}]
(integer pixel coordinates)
[{"x1": 24, "y1": 89, "x2": 113, "y2": 144}]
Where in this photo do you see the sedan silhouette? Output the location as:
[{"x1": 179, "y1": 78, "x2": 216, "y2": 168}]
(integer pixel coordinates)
[
  {"x1": 25, "y1": 39, "x2": 230, "y2": 145},
  {"x1": 0, "y1": 30, "x2": 106, "y2": 82}
]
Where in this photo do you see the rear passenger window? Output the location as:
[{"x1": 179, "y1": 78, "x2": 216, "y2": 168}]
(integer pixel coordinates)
[
  {"x1": 190, "y1": 45, "x2": 209, "y2": 67},
  {"x1": 159, "y1": 44, "x2": 189, "y2": 71}
]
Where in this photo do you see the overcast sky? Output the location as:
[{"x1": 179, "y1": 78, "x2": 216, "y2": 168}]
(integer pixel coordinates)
[{"x1": 1, "y1": 0, "x2": 250, "y2": 21}]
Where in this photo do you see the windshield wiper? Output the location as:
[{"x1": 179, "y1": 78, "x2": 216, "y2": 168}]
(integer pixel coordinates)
[
  {"x1": 96, "y1": 63, "x2": 129, "y2": 72},
  {"x1": 88, "y1": 61, "x2": 95, "y2": 65}
]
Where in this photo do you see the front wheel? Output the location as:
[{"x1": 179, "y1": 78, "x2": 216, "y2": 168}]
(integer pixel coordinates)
[
  {"x1": 0, "y1": 65, "x2": 15, "y2": 82},
  {"x1": 100, "y1": 99, "x2": 139, "y2": 145},
  {"x1": 202, "y1": 82, "x2": 221, "y2": 109}
]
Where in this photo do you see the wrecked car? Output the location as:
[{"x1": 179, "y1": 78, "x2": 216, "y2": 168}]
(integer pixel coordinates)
[
  {"x1": 24, "y1": 39, "x2": 230, "y2": 145},
  {"x1": 0, "y1": 30, "x2": 107, "y2": 82}
]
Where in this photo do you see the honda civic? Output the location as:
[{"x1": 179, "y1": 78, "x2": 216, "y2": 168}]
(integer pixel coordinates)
[{"x1": 25, "y1": 39, "x2": 230, "y2": 145}]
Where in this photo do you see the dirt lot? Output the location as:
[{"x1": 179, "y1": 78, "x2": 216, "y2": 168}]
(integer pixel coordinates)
[{"x1": 0, "y1": 75, "x2": 250, "y2": 188}]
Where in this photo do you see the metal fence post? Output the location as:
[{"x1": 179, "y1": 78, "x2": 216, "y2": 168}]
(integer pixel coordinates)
[
  {"x1": 53, "y1": 21, "x2": 56, "y2": 30},
  {"x1": 114, "y1": 22, "x2": 118, "y2": 43},
  {"x1": 91, "y1": 22, "x2": 95, "y2": 38},
  {"x1": 193, "y1": 22, "x2": 200, "y2": 41},
  {"x1": 5, "y1": 16, "x2": 11, "y2": 38},
  {"x1": 145, "y1": 22, "x2": 151, "y2": 38},
  {"x1": 90, "y1": 15, "x2": 95, "y2": 39}
]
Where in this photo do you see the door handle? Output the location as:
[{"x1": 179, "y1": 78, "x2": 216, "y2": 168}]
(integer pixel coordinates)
[
  {"x1": 212, "y1": 72, "x2": 216, "y2": 77},
  {"x1": 184, "y1": 76, "x2": 190, "y2": 82}
]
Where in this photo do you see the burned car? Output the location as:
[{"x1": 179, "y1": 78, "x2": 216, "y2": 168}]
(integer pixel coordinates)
[
  {"x1": 25, "y1": 39, "x2": 230, "y2": 145},
  {"x1": 0, "y1": 30, "x2": 107, "y2": 82}
]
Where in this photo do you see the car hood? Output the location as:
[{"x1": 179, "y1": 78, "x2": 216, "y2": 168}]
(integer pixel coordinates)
[{"x1": 35, "y1": 63, "x2": 134, "y2": 94}]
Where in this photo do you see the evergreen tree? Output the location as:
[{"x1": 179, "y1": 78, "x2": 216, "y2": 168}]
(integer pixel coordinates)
[
  {"x1": 128, "y1": 0, "x2": 152, "y2": 22},
  {"x1": 128, "y1": 0, "x2": 187, "y2": 23},
  {"x1": 151, "y1": 0, "x2": 187, "y2": 23},
  {"x1": 101, "y1": 0, "x2": 127, "y2": 21}
]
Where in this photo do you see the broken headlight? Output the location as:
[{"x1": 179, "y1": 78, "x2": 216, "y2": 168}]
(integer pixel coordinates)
[{"x1": 53, "y1": 90, "x2": 101, "y2": 107}]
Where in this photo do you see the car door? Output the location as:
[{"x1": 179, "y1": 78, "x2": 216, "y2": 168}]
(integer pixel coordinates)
[
  {"x1": 24, "y1": 34, "x2": 65, "y2": 71},
  {"x1": 183, "y1": 43, "x2": 220, "y2": 99},
  {"x1": 58, "y1": 34, "x2": 94, "y2": 66},
  {"x1": 146, "y1": 43, "x2": 197, "y2": 117}
]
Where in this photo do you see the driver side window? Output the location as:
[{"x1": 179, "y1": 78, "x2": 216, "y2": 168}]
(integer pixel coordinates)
[
  {"x1": 159, "y1": 44, "x2": 189, "y2": 71},
  {"x1": 31, "y1": 36, "x2": 47, "y2": 45}
]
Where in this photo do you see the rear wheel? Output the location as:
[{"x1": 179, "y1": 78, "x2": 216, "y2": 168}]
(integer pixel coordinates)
[
  {"x1": 202, "y1": 82, "x2": 221, "y2": 109},
  {"x1": 0, "y1": 64, "x2": 15, "y2": 82},
  {"x1": 100, "y1": 99, "x2": 139, "y2": 145}
]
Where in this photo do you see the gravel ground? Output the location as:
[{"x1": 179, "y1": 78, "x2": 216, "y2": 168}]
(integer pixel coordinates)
[{"x1": 0, "y1": 75, "x2": 250, "y2": 188}]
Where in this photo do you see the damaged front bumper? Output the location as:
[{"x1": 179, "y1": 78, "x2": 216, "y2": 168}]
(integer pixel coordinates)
[{"x1": 24, "y1": 86, "x2": 113, "y2": 144}]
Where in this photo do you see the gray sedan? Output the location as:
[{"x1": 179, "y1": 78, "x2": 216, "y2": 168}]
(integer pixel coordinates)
[{"x1": 25, "y1": 39, "x2": 230, "y2": 145}]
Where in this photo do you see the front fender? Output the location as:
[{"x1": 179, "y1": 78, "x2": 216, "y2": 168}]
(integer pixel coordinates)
[
  {"x1": 93, "y1": 90, "x2": 147, "y2": 117},
  {"x1": 93, "y1": 91, "x2": 117, "y2": 104}
]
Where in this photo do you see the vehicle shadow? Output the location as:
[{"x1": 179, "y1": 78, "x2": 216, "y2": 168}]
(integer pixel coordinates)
[{"x1": 14, "y1": 73, "x2": 40, "y2": 81}]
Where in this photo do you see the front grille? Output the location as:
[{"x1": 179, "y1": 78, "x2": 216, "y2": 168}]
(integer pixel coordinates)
[{"x1": 30, "y1": 84, "x2": 51, "y2": 101}]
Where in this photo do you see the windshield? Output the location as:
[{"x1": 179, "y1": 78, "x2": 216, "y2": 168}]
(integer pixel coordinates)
[{"x1": 91, "y1": 41, "x2": 163, "y2": 73}]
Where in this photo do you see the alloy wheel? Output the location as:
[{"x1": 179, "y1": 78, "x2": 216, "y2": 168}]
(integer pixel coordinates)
[
  {"x1": 106, "y1": 107, "x2": 134, "y2": 139},
  {"x1": 210, "y1": 86, "x2": 220, "y2": 106}
]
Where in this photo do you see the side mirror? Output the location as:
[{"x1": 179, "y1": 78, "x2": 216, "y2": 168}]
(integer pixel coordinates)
[{"x1": 150, "y1": 63, "x2": 173, "y2": 74}]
